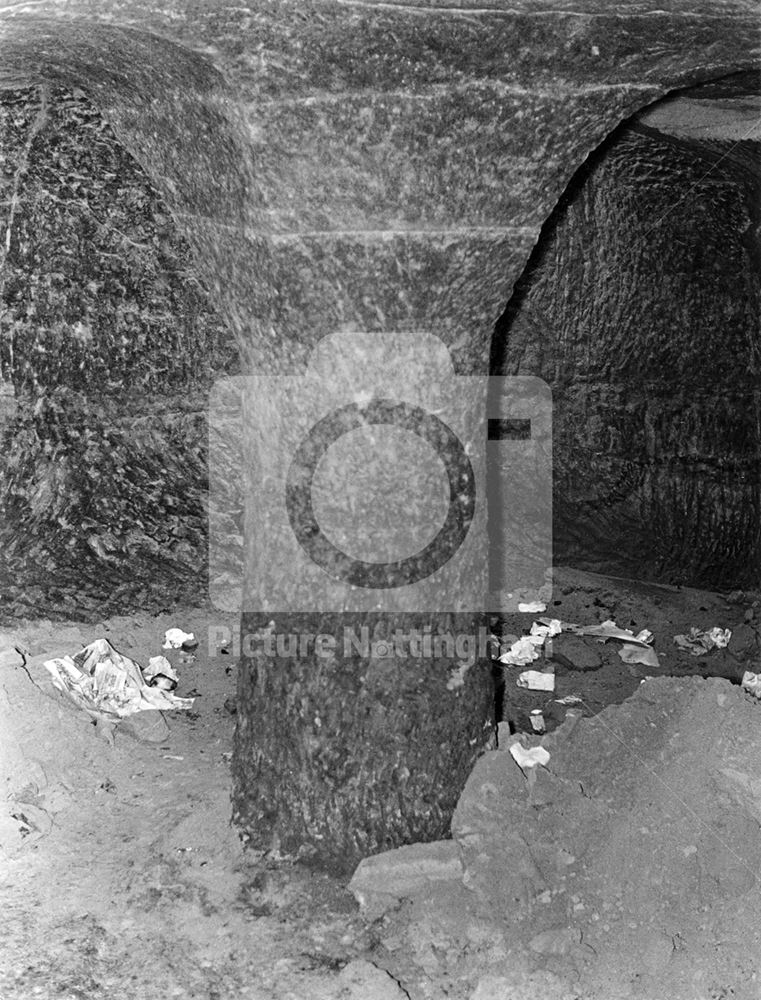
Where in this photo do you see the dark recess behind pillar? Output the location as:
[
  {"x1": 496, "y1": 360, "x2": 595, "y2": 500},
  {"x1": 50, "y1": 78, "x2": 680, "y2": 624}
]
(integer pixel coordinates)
[{"x1": 492, "y1": 99, "x2": 760, "y2": 590}]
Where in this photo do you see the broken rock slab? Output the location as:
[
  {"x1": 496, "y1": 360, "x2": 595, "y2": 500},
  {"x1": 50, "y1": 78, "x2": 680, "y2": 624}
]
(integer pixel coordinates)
[
  {"x1": 367, "y1": 676, "x2": 761, "y2": 999},
  {"x1": 450, "y1": 748, "x2": 529, "y2": 838},
  {"x1": 349, "y1": 840, "x2": 462, "y2": 918},
  {"x1": 451, "y1": 750, "x2": 555, "y2": 912}
]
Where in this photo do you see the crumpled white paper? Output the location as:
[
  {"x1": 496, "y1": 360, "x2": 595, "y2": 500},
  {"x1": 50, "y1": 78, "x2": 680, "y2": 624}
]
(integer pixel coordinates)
[
  {"x1": 446, "y1": 662, "x2": 472, "y2": 691},
  {"x1": 498, "y1": 619, "x2": 562, "y2": 666},
  {"x1": 673, "y1": 627, "x2": 732, "y2": 656},
  {"x1": 44, "y1": 638, "x2": 194, "y2": 721},
  {"x1": 531, "y1": 619, "x2": 562, "y2": 640},
  {"x1": 144, "y1": 655, "x2": 179, "y2": 691},
  {"x1": 518, "y1": 601, "x2": 547, "y2": 614},
  {"x1": 517, "y1": 669, "x2": 555, "y2": 692},
  {"x1": 499, "y1": 635, "x2": 542, "y2": 666},
  {"x1": 555, "y1": 694, "x2": 583, "y2": 705},
  {"x1": 741, "y1": 670, "x2": 761, "y2": 698},
  {"x1": 509, "y1": 742, "x2": 551, "y2": 771},
  {"x1": 162, "y1": 628, "x2": 196, "y2": 650}
]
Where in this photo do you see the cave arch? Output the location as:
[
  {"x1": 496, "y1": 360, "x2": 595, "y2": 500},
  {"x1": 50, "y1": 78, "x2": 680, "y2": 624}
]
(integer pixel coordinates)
[
  {"x1": 491, "y1": 71, "x2": 760, "y2": 592},
  {"x1": 0, "y1": 14, "x2": 257, "y2": 342}
]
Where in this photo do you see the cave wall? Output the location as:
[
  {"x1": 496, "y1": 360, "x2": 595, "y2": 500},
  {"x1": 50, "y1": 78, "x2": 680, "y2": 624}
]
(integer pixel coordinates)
[
  {"x1": 0, "y1": 87, "x2": 236, "y2": 618},
  {"x1": 494, "y1": 122, "x2": 760, "y2": 588},
  {"x1": 0, "y1": 0, "x2": 758, "y2": 865},
  {"x1": 0, "y1": 2, "x2": 756, "y2": 619}
]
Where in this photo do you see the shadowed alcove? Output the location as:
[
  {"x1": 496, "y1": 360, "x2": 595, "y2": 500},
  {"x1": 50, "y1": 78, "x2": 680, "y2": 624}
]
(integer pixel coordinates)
[{"x1": 492, "y1": 70, "x2": 760, "y2": 592}]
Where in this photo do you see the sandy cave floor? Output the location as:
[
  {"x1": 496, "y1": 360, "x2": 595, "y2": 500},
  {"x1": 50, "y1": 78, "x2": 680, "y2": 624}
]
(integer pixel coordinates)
[{"x1": 0, "y1": 566, "x2": 759, "y2": 1000}]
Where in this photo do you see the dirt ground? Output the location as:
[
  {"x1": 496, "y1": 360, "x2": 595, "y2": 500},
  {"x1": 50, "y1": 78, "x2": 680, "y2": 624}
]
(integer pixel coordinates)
[
  {"x1": 497, "y1": 566, "x2": 756, "y2": 734},
  {"x1": 0, "y1": 567, "x2": 759, "y2": 999}
]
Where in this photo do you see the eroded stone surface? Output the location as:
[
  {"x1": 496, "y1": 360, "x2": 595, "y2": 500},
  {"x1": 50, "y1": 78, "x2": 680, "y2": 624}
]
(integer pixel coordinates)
[
  {"x1": 370, "y1": 675, "x2": 761, "y2": 997},
  {"x1": 349, "y1": 840, "x2": 462, "y2": 918},
  {"x1": 337, "y1": 959, "x2": 410, "y2": 1000}
]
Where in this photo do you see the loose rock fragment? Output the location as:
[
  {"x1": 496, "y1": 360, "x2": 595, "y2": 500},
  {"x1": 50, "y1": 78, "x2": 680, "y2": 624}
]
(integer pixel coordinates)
[{"x1": 349, "y1": 840, "x2": 462, "y2": 917}]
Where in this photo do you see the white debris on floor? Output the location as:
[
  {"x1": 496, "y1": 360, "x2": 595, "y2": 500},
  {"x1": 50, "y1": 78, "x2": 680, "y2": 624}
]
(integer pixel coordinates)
[{"x1": 43, "y1": 637, "x2": 194, "y2": 719}]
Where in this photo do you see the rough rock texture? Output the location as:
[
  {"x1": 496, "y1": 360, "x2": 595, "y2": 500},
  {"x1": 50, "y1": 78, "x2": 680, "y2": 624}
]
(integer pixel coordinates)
[
  {"x1": 337, "y1": 959, "x2": 410, "y2": 1000},
  {"x1": 232, "y1": 610, "x2": 495, "y2": 872},
  {"x1": 0, "y1": 86, "x2": 236, "y2": 620},
  {"x1": 0, "y1": 0, "x2": 758, "y2": 862},
  {"x1": 0, "y1": 2, "x2": 757, "y2": 589},
  {"x1": 494, "y1": 94, "x2": 760, "y2": 589},
  {"x1": 358, "y1": 676, "x2": 761, "y2": 999}
]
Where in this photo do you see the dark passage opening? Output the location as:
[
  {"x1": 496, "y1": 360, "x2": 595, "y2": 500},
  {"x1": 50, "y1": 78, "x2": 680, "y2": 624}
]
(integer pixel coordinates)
[{"x1": 491, "y1": 71, "x2": 761, "y2": 592}]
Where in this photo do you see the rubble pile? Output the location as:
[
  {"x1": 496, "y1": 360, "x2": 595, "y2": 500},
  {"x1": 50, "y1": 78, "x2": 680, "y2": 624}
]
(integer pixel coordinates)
[{"x1": 352, "y1": 676, "x2": 761, "y2": 1000}]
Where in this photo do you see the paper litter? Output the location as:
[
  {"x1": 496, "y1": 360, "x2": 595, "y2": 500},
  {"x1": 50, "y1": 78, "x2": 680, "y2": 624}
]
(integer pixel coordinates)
[
  {"x1": 531, "y1": 619, "x2": 562, "y2": 640},
  {"x1": 741, "y1": 671, "x2": 761, "y2": 698},
  {"x1": 144, "y1": 655, "x2": 179, "y2": 692},
  {"x1": 529, "y1": 709, "x2": 546, "y2": 733},
  {"x1": 446, "y1": 662, "x2": 472, "y2": 691},
  {"x1": 509, "y1": 743, "x2": 551, "y2": 771},
  {"x1": 517, "y1": 669, "x2": 555, "y2": 692},
  {"x1": 618, "y1": 643, "x2": 660, "y2": 668},
  {"x1": 498, "y1": 635, "x2": 542, "y2": 667},
  {"x1": 44, "y1": 638, "x2": 194, "y2": 721},
  {"x1": 162, "y1": 628, "x2": 196, "y2": 650},
  {"x1": 498, "y1": 620, "x2": 561, "y2": 666},
  {"x1": 673, "y1": 627, "x2": 732, "y2": 656},
  {"x1": 567, "y1": 620, "x2": 653, "y2": 647},
  {"x1": 498, "y1": 616, "x2": 660, "y2": 692}
]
